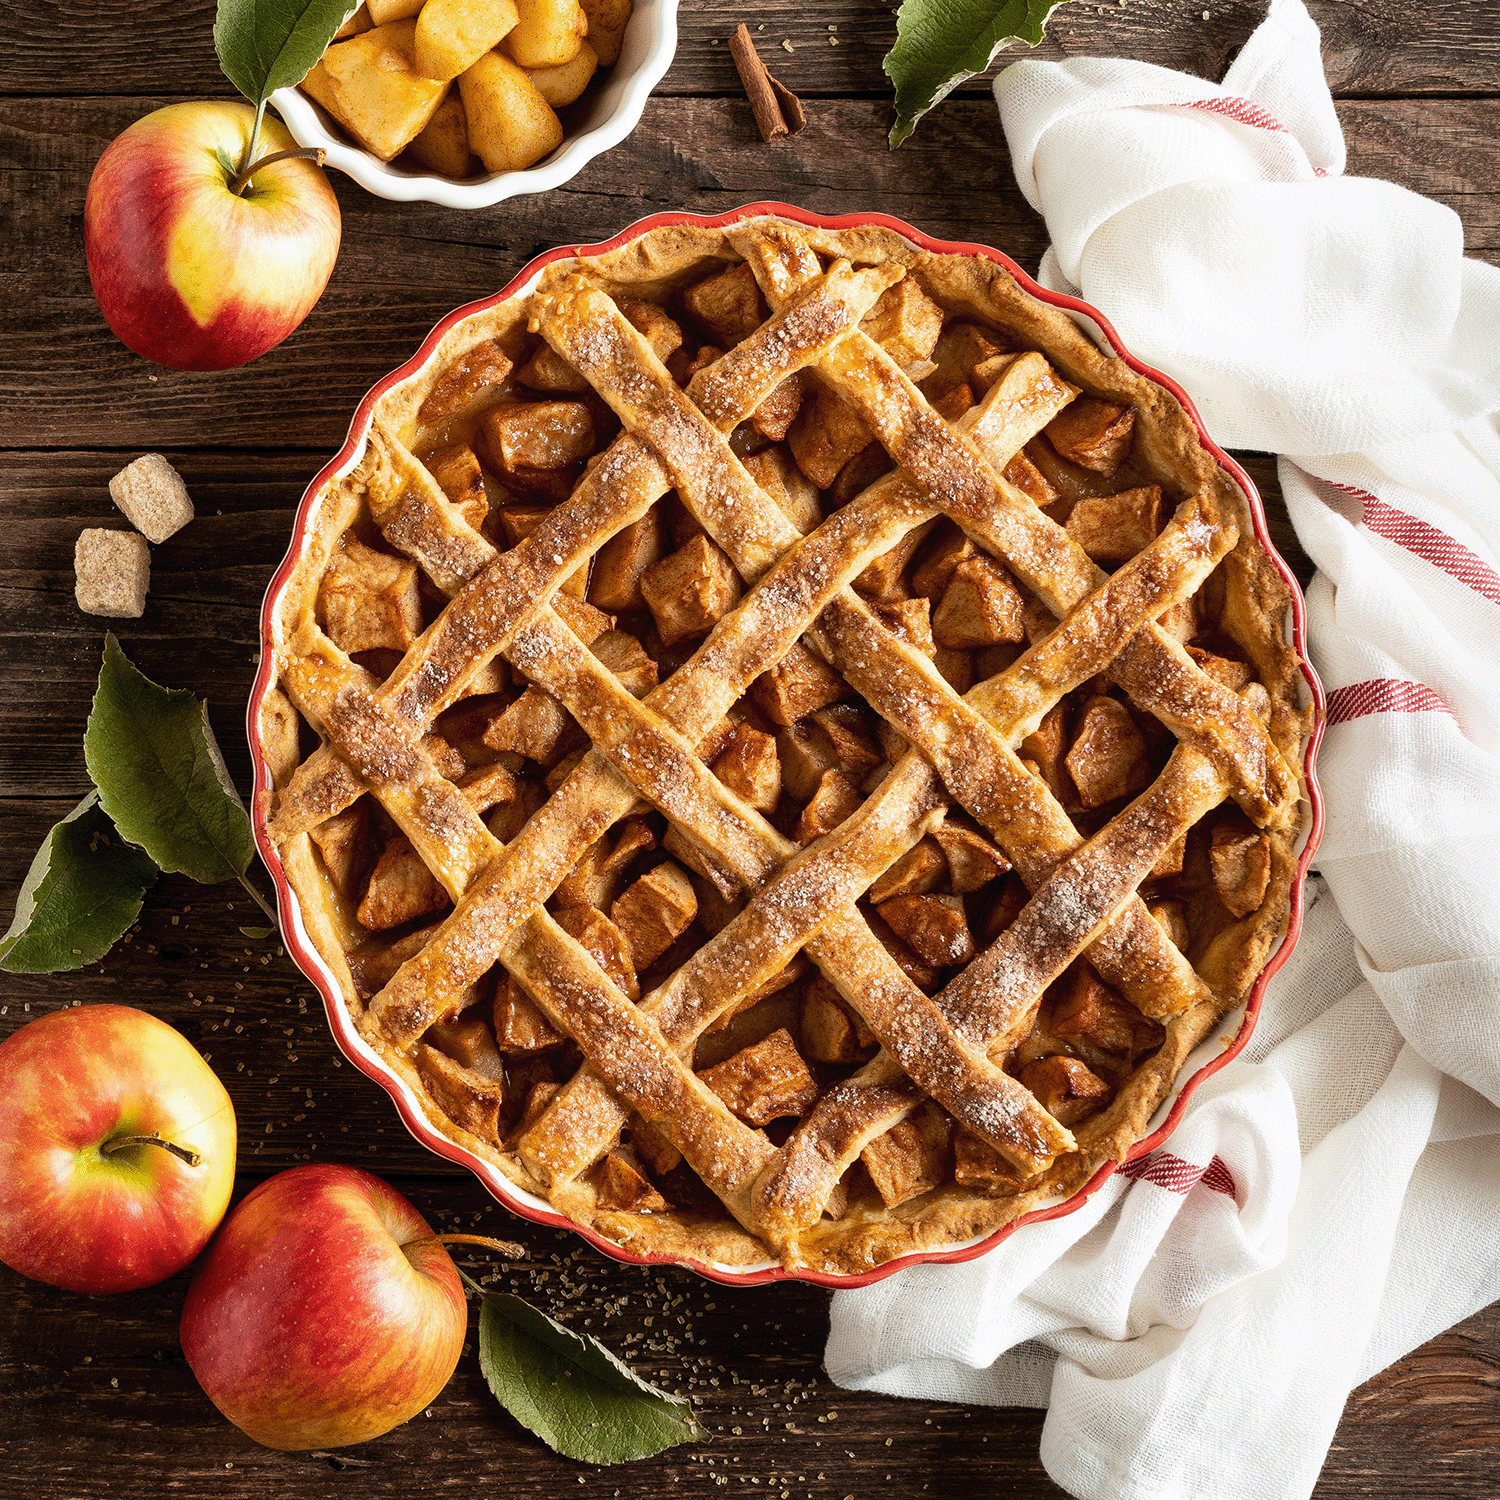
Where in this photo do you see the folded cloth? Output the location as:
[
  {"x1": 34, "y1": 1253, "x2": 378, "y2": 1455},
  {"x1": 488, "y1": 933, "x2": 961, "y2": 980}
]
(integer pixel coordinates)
[{"x1": 825, "y1": 4, "x2": 1500, "y2": 1496}]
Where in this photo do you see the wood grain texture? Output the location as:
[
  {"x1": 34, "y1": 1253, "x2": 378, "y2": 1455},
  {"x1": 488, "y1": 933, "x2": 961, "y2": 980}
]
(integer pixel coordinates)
[
  {"x1": 1, "y1": 0, "x2": 1497, "y2": 99},
  {"x1": 3, "y1": 95, "x2": 1497, "y2": 452},
  {"x1": 3, "y1": 0, "x2": 1498, "y2": 1491}
]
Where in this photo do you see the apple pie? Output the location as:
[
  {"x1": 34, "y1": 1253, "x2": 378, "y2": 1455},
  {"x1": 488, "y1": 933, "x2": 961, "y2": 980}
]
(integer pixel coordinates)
[{"x1": 254, "y1": 213, "x2": 1313, "y2": 1277}]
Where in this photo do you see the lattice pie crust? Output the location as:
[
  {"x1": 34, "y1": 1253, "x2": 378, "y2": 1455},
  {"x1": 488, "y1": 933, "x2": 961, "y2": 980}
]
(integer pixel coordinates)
[{"x1": 256, "y1": 216, "x2": 1310, "y2": 1276}]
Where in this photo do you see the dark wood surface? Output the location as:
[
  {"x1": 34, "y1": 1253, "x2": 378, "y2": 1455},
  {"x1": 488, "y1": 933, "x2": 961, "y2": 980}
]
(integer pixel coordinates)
[{"x1": 2, "y1": 2, "x2": 1498, "y2": 1495}]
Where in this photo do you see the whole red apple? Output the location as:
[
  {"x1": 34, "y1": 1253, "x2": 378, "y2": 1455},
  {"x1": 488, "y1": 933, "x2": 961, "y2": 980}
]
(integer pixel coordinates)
[
  {"x1": 180, "y1": 1164, "x2": 466, "y2": 1450},
  {"x1": 84, "y1": 100, "x2": 341, "y2": 371},
  {"x1": 0, "y1": 1003, "x2": 236, "y2": 1294}
]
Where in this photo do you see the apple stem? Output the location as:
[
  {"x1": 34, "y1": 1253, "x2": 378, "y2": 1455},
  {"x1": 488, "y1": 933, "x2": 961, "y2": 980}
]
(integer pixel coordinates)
[
  {"x1": 407, "y1": 1233, "x2": 528, "y2": 1260},
  {"x1": 100, "y1": 1132, "x2": 202, "y2": 1168},
  {"x1": 229, "y1": 144, "x2": 328, "y2": 198}
]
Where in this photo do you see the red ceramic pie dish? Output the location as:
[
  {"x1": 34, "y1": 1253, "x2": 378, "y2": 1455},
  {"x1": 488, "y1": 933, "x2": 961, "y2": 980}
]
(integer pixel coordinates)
[{"x1": 247, "y1": 202, "x2": 1326, "y2": 1289}]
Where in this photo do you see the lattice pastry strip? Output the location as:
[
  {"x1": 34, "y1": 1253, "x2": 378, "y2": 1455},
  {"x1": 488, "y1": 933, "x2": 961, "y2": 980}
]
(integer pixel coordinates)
[{"x1": 259, "y1": 215, "x2": 1310, "y2": 1276}]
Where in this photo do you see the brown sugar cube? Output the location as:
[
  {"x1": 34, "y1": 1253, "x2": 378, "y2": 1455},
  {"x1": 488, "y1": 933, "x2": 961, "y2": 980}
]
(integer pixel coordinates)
[
  {"x1": 712, "y1": 724, "x2": 782, "y2": 814},
  {"x1": 1065, "y1": 698, "x2": 1153, "y2": 808},
  {"x1": 611, "y1": 860, "x2": 697, "y2": 971},
  {"x1": 480, "y1": 400, "x2": 596, "y2": 470},
  {"x1": 862, "y1": 278, "x2": 944, "y2": 368},
  {"x1": 308, "y1": 801, "x2": 373, "y2": 901},
  {"x1": 749, "y1": 371, "x2": 809, "y2": 443},
  {"x1": 862, "y1": 1101, "x2": 952, "y2": 1209},
  {"x1": 788, "y1": 383, "x2": 874, "y2": 490},
  {"x1": 494, "y1": 972, "x2": 566, "y2": 1050},
  {"x1": 423, "y1": 442, "x2": 488, "y2": 530},
  {"x1": 320, "y1": 535, "x2": 422, "y2": 655},
  {"x1": 810, "y1": 703, "x2": 882, "y2": 782},
  {"x1": 912, "y1": 521, "x2": 977, "y2": 602},
  {"x1": 682, "y1": 262, "x2": 768, "y2": 348},
  {"x1": 553, "y1": 594, "x2": 614, "y2": 646},
  {"x1": 1046, "y1": 397, "x2": 1136, "y2": 475},
  {"x1": 933, "y1": 819, "x2": 1011, "y2": 894},
  {"x1": 416, "y1": 1043, "x2": 505, "y2": 1146},
  {"x1": 1003, "y1": 449, "x2": 1062, "y2": 507},
  {"x1": 800, "y1": 980, "x2": 877, "y2": 1065},
  {"x1": 872, "y1": 597, "x2": 936, "y2": 659},
  {"x1": 1188, "y1": 646, "x2": 1255, "y2": 692},
  {"x1": 418, "y1": 337, "x2": 513, "y2": 426},
  {"x1": 869, "y1": 837, "x2": 947, "y2": 904},
  {"x1": 481, "y1": 685, "x2": 581, "y2": 767},
  {"x1": 1019, "y1": 1054, "x2": 1114, "y2": 1127},
  {"x1": 1211, "y1": 816, "x2": 1272, "y2": 918},
  {"x1": 74, "y1": 527, "x2": 150, "y2": 619},
  {"x1": 554, "y1": 903, "x2": 639, "y2": 1002},
  {"x1": 827, "y1": 442, "x2": 895, "y2": 509},
  {"x1": 743, "y1": 445, "x2": 821, "y2": 534},
  {"x1": 1020, "y1": 702, "x2": 1073, "y2": 804},
  {"x1": 591, "y1": 629, "x2": 659, "y2": 699},
  {"x1": 640, "y1": 533, "x2": 742, "y2": 646},
  {"x1": 596, "y1": 1150, "x2": 669, "y2": 1213},
  {"x1": 853, "y1": 517, "x2": 940, "y2": 602},
  {"x1": 1148, "y1": 830, "x2": 1187, "y2": 880},
  {"x1": 518, "y1": 341, "x2": 591, "y2": 394},
  {"x1": 426, "y1": 1011, "x2": 506, "y2": 1082},
  {"x1": 1065, "y1": 485, "x2": 1165, "y2": 567},
  {"x1": 777, "y1": 719, "x2": 840, "y2": 802},
  {"x1": 1050, "y1": 963, "x2": 1165, "y2": 1058},
  {"x1": 795, "y1": 768, "x2": 863, "y2": 844},
  {"x1": 932, "y1": 554, "x2": 1026, "y2": 649},
  {"x1": 751, "y1": 639, "x2": 850, "y2": 726},
  {"x1": 923, "y1": 322, "x2": 1005, "y2": 401},
  {"x1": 108, "y1": 453, "x2": 194, "y2": 543},
  {"x1": 952, "y1": 1125, "x2": 1034, "y2": 1194},
  {"x1": 357, "y1": 836, "x2": 450, "y2": 931},
  {"x1": 876, "y1": 892, "x2": 975, "y2": 967},
  {"x1": 588, "y1": 507, "x2": 667, "y2": 612},
  {"x1": 698, "y1": 1028, "x2": 818, "y2": 1126},
  {"x1": 618, "y1": 298, "x2": 685, "y2": 363}
]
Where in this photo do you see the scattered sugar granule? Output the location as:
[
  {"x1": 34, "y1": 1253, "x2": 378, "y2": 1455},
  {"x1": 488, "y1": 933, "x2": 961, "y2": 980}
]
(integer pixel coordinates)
[
  {"x1": 75, "y1": 528, "x2": 149, "y2": 617},
  {"x1": 108, "y1": 453, "x2": 194, "y2": 543}
]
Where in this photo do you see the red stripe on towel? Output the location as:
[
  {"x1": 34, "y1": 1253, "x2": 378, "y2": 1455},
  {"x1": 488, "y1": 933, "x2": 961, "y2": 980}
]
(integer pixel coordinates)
[
  {"x1": 1326, "y1": 678, "x2": 1456, "y2": 725},
  {"x1": 1330, "y1": 483, "x2": 1500, "y2": 609},
  {"x1": 1120, "y1": 1151, "x2": 1237, "y2": 1198}
]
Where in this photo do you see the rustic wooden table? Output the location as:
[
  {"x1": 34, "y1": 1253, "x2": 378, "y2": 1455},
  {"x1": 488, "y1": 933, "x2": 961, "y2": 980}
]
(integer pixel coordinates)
[{"x1": 3, "y1": 1, "x2": 1498, "y2": 1495}]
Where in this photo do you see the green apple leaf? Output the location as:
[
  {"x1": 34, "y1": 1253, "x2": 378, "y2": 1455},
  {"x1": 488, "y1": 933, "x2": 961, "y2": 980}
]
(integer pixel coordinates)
[
  {"x1": 84, "y1": 634, "x2": 255, "y2": 885},
  {"x1": 477, "y1": 1292, "x2": 706, "y2": 1463},
  {"x1": 0, "y1": 793, "x2": 159, "y2": 974},
  {"x1": 214, "y1": 0, "x2": 361, "y2": 107},
  {"x1": 884, "y1": 0, "x2": 1071, "y2": 147}
]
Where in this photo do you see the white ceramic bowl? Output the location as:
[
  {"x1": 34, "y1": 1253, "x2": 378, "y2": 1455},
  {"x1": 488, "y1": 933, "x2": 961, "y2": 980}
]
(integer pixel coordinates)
[{"x1": 269, "y1": 0, "x2": 677, "y2": 208}]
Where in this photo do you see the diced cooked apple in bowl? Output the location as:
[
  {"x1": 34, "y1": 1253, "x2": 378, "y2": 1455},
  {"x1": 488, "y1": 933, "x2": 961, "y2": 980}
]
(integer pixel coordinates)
[{"x1": 300, "y1": 0, "x2": 633, "y2": 178}]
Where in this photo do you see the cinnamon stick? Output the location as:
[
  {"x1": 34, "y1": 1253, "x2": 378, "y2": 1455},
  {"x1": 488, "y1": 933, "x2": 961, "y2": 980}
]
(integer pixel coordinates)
[{"x1": 729, "y1": 23, "x2": 806, "y2": 142}]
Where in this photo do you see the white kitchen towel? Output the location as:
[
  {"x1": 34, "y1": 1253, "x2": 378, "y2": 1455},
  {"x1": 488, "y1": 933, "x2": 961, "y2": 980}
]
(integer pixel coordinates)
[{"x1": 826, "y1": 4, "x2": 1500, "y2": 1497}]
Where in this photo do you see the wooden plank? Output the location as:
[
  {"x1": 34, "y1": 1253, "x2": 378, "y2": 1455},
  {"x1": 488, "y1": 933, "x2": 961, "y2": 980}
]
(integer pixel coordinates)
[
  {"x1": 2, "y1": 96, "x2": 1496, "y2": 452},
  {"x1": 1, "y1": 0, "x2": 1496, "y2": 99}
]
